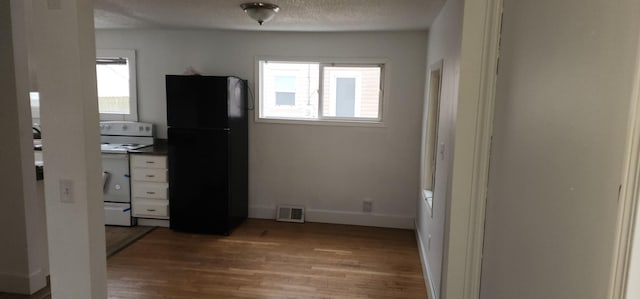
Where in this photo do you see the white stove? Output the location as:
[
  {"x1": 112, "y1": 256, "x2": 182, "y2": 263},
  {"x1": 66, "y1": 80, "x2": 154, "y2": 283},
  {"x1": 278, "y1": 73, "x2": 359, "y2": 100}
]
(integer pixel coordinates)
[
  {"x1": 101, "y1": 143, "x2": 149, "y2": 154},
  {"x1": 100, "y1": 121, "x2": 154, "y2": 150},
  {"x1": 100, "y1": 121, "x2": 154, "y2": 226}
]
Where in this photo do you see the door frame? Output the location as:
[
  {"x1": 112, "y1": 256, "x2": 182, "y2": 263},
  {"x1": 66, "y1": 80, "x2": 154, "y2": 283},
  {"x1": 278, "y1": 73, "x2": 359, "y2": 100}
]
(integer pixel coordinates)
[
  {"x1": 440, "y1": 0, "x2": 503, "y2": 298},
  {"x1": 450, "y1": 1, "x2": 640, "y2": 298},
  {"x1": 608, "y1": 31, "x2": 640, "y2": 299}
]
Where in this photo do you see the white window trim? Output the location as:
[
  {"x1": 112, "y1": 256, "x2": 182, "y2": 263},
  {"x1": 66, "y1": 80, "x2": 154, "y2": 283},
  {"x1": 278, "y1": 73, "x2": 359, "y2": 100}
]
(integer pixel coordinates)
[
  {"x1": 96, "y1": 49, "x2": 138, "y2": 121},
  {"x1": 255, "y1": 56, "x2": 388, "y2": 126},
  {"x1": 422, "y1": 60, "x2": 444, "y2": 217}
]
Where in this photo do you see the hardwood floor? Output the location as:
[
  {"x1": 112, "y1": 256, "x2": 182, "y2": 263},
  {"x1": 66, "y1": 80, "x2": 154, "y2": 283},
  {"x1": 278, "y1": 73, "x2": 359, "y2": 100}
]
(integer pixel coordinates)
[
  {"x1": 105, "y1": 225, "x2": 155, "y2": 257},
  {"x1": 0, "y1": 226, "x2": 154, "y2": 299},
  {"x1": 107, "y1": 219, "x2": 427, "y2": 298}
]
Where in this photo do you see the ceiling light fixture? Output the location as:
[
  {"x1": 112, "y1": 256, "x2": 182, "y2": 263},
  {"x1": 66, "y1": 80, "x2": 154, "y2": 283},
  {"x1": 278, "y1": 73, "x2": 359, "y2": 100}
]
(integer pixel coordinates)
[{"x1": 240, "y1": 2, "x2": 280, "y2": 26}]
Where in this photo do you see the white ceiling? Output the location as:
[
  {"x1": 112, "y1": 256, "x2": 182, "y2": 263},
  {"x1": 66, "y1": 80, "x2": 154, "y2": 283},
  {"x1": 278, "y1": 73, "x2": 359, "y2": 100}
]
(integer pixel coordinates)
[{"x1": 93, "y1": 0, "x2": 446, "y2": 32}]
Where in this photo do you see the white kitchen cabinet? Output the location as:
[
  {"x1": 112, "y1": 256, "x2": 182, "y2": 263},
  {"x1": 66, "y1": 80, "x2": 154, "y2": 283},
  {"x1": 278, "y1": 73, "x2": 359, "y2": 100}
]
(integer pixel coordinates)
[{"x1": 131, "y1": 154, "x2": 169, "y2": 219}]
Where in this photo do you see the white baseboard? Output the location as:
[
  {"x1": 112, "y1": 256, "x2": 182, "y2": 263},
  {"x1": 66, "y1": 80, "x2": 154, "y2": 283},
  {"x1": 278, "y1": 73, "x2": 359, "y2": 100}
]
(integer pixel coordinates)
[
  {"x1": 415, "y1": 225, "x2": 438, "y2": 299},
  {"x1": 249, "y1": 205, "x2": 277, "y2": 220},
  {"x1": 0, "y1": 268, "x2": 46, "y2": 295},
  {"x1": 249, "y1": 205, "x2": 414, "y2": 229}
]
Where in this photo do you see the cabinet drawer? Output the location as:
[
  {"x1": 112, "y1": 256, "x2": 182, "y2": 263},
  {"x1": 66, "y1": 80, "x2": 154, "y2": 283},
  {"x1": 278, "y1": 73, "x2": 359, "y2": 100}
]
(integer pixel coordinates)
[
  {"x1": 132, "y1": 182, "x2": 168, "y2": 199},
  {"x1": 133, "y1": 200, "x2": 169, "y2": 218},
  {"x1": 132, "y1": 168, "x2": 167, "y2": 182},
  {"x1": 131, "y1": 155, "x2": 167, "y2": 169}
]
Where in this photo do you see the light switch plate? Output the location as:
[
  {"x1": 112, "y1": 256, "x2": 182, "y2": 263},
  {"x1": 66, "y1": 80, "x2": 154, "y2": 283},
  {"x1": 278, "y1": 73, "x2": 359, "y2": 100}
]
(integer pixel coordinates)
[{"x1": 59, "y1": 179, "x2": 74, "y2": 203}]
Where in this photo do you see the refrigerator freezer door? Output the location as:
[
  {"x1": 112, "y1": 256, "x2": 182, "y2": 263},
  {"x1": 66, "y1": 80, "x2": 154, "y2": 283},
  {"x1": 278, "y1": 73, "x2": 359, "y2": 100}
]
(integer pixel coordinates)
[
  {"x1": 166, "y1": 75, "x2": 230, "y2": 129},
  {"x1": 168, "y1": 127, "x2": 230, "y2": 234}
]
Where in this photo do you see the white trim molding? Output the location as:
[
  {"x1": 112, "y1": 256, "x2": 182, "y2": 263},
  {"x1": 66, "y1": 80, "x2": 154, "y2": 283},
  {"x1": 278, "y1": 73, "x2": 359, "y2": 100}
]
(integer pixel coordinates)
[
  {"x1": 461, "y1": 1, "x2": 503, "y2": 298},
  {"x1": 416, "y1": 226, "x2": 438, "y2": 299},
  {"x1": 608, "y1": 28, "x2": 640, "y2": 299},
  {"x1": 249, "y1": 205, "x2": 414, "y2": 229},
  {"x1": 0, "y1": 268, "x2": 46, "y2": 295},
  {"x1": 441, "y1": 0, "x2": 503, "y2": 298}
]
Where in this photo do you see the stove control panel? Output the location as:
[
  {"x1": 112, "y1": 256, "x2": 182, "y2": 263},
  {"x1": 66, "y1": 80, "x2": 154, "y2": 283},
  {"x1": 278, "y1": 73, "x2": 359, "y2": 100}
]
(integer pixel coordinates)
[{"x1": 100, "y1": 121, "x2": 153, "y2": 137}]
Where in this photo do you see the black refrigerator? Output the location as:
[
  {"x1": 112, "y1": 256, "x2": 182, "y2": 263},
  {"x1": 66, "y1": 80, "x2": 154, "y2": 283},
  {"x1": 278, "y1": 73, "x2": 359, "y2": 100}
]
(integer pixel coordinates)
[{"x1": 166, "y1": 75, "x2": 248, "y2": 235}]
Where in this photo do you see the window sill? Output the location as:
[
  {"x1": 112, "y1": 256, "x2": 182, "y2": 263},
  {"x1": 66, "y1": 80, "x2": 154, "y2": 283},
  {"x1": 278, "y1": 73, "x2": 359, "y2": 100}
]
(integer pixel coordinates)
[{"x1": 255, "y1": 117, "x2": 387, "y2": 128}]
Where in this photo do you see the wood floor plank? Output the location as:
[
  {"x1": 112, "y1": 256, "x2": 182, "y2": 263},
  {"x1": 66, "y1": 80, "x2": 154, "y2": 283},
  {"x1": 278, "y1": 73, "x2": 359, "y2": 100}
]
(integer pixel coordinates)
[{"x1": 107, "y1": 219, "x2": 427, "y2": 298}]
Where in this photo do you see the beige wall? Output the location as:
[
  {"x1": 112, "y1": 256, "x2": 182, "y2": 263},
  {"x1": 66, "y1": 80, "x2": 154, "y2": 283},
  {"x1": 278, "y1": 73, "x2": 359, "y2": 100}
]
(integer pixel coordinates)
[
  {"x1": 31, "y1": 0, "x2": 108, "y2": 297},
  {"x1": 0, "y1": 1, "x2": 48, "y2": 294},
  {"x1": 96, "y1": 30, "x2": 427, "y2": 228},
  {"x1": 480, "y1": 0, "x2": 640, "y2": 298},
  {"x1": 415, "y1": 0, "x2": 463, "y2": 298}
]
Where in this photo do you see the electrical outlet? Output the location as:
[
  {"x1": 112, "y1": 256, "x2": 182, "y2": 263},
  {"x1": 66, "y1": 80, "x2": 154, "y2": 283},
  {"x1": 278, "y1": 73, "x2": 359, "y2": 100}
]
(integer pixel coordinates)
[
  {"x1": 59, "y1": 179, "x2": 74, "y2": 203},
  {"x1": 362, "y1": 200, "x2": 373, "y2": 212}
]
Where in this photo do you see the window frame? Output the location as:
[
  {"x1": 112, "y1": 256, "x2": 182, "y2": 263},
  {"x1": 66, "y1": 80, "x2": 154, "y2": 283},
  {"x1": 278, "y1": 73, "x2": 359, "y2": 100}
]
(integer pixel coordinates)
[
  {"x1": 255, "y1": 57, "x2": 387, "y2": 127},
  {"x1": 96, "y1": 49, "x2": 138, "y2": 121},
  {"x1": 422, "y1": 60, "x2": 444, "y2": 218}
]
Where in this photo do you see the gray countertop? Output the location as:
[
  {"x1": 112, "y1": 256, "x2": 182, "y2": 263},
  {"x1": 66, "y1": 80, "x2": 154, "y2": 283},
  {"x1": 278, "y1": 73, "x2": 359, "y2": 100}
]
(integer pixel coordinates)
[{"x1": 128, "y1": 139, "x2": 168, "y2": 155}]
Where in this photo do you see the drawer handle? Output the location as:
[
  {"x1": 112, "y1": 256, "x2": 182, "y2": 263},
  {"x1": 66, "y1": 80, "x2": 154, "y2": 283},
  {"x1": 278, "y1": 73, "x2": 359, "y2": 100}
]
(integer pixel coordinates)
[
  {"x1": 145, "y1": 161, "x2": 155, "y2": 164},
  {"x1": 146, "y1": 209, "x2": 156, "y2": 212},
  {"x1": 145, "y1": 174, "x2": 155, "y2": 178},
  {"x1": 146, "y1": 191, "x2": 156, "y2": 195}
]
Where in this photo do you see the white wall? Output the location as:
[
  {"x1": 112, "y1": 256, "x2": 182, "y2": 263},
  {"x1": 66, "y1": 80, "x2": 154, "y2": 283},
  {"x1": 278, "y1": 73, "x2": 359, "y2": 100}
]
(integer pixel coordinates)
[
  {"x1": 480, "y1": 0, "x2": 640, "y2": 298},
  {"x1": 95, "y1": 29, "x2": 427, "y2": 229},
  {"x1": 415, "y1": 0, "x2": 463, "y2": 298},
  {"x1": 0, "y1": 1, "x2": 48, "y2": 294},
  {"x1": 31, "y1": 0, "x2": 108, "y2": 297}
]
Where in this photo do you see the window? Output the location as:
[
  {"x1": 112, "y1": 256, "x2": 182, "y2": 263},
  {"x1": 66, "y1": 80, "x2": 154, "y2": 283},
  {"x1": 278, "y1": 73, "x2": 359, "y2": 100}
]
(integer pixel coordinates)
[
  {"x1": 258, "y1": 60, "x2": 384, "y2": 123},
  {"x1": 422, "y1": 61, "x2": 443, "y2": 216},
  {"x1": 261, "y1": 62, "x2": 318, "y2": 119},
  {"x1": 96, "y1": 49, "x2": 138, "y2": 121}
]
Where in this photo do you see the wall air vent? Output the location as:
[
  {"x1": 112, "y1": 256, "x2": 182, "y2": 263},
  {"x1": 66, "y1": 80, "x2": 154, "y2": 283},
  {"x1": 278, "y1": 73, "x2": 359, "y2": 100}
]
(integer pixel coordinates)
[{"x1": 276, "y1": 205, "x2": 305, "y2": 223}]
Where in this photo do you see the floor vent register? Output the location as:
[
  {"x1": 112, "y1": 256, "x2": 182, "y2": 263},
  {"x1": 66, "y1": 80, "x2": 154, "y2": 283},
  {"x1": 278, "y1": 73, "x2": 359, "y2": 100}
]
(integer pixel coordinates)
[{"x1": 276, "y1": 205, "x2": 305, "y2": 223}]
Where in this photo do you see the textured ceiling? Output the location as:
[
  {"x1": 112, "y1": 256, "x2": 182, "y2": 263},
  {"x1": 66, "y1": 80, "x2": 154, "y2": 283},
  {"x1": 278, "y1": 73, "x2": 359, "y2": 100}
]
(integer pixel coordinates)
[{"x1": 93, "y1": 0, "x2": 446, "y2": 32}]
